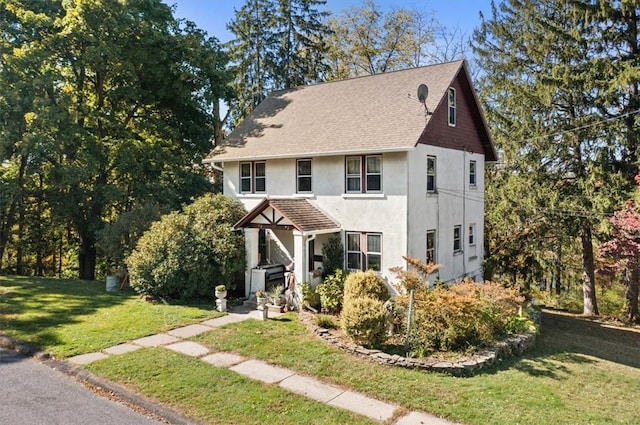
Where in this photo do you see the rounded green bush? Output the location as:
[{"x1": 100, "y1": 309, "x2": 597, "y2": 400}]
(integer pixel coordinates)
[
  {"x1": 127, "y1": 194, "x2": 246, "y2": 301},
  {"x1": 341, "y1": 296, "x2": 387, "y2": 347},
  {"x1": 343, "y1": 270, "x2": 389, "y2": 303}
]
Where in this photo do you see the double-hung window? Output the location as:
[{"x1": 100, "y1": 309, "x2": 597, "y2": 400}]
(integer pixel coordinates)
[
  {"x1": 453, "y1": 225, "x2": 462, "y2": 253},
  {"x1": 297, "y1": 159, "x2": 312, "y2": 193},
  {"x1": 346, "y1": 232, "x2": 382, "y2": 271},
  {"x1": 427, "y1": 156, "x2": 436, "y2": 193},
  {"x1": 468, "y1": 224, "x2": 476, "y2": 246},
  {"x1": 469, "y1": 160, "x2": 477, "y2": 187},
  {"x1": 345, "y1": 155, "x2": 382, "y2": 193},
  {"x1": 448, "y1": 87, "x2": 456, "y2": 126},
  {"x1": 239, "y1": 161, "x2": 266, "y2": 194},
  {"x1": 426, "y1": 229, "x2": 436, "y2": 264}
]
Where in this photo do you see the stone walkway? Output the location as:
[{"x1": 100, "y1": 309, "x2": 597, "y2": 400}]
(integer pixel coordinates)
[{"x1": 68, "y1": 307, "x2": 456, "y2": 425}]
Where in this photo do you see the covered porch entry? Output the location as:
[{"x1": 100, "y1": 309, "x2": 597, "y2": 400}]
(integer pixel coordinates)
[{"x1": 234, "y1": 198, "x2": 341, "y2": 298}]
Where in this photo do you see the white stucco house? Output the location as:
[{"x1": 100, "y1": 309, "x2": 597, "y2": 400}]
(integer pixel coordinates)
[{"x1": 204, "y1": 59, "x2": 497, "y2": 297}]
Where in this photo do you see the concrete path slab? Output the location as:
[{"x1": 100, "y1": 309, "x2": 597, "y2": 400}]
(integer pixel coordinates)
[
  {"x1": 201, "y1": 314, "x2": 249, "y2": 327},
  {"x1": 131, "y1": 333, "x2": 179, "y2": 347},
  {"x1": 201, "y1": 352, "x2": 245, "y2": 368},
  {"x1": 229, "y1": 359, "x2": 295, "y2": 384},
  {"x1": 68, "y1": 352, "x2": 109, "y2": 365},
  {"x1": 279, "y1": 374, "x2": 344, "y2": 403},
  {"x1": 103, "y1": 343, "x2": 141, "y2": 356},
  {"x1": 328, "y1": 390, "x2": 396, "y2": 422},
  {"x1": 167, "y1": 324, "x2": 213, "y2": 338},
  {"x1": 395, "y1": 411, "x2": 457, "y2": 425},
  {"x1": 165, "y1": 341, "x2": 209, "y2": 357}
]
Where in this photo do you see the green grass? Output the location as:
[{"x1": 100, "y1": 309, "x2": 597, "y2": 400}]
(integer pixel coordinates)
[
  {"x1": 0, "y1": 275, "x2": 222, "y2": 357},
  {"x1": 86, "y1": 348, "x2": 377, "y2": 425},
  {"x1": 4, "y1": 275, "x2": 640, "y2": 424},
  {"x1": 189, "y1": 313, "x2": 640, "y2": 425}
]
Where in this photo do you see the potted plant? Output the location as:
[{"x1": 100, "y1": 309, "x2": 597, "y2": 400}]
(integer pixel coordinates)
[
  {"x1": 215, "y1": 284, "x2": 227, "y2": 299},
  {"x1": 255, "y1": 289, "x2": 267, "y2": 308},
  {"x1": 269, "y1": 284, "x2": 284, "y2": 306}
]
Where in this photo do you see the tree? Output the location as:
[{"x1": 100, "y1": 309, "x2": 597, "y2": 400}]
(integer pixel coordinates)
[
  {"x1": 226, "y1": 0, "x2": 330, "y2": 124},
  {"x1": 0, "y1": 0, "x2": 230, "y2": 279},
  {"x1": 127, "y1": 194, "x2": 246, "y2": 301},
  {"x1": 325, "y1": 0, "x2": 438, "y2": 79},
  {"x1": 473, "y1": 0, "x2": 636, "y2": 315},
  {"x1": 598, "y1": 175, "x2": 640, "y2": 323}
]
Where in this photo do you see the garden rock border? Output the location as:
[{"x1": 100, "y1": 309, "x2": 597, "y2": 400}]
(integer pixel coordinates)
[{"x1": 299, "y1": 311, "x2": 537, "y2": 377}]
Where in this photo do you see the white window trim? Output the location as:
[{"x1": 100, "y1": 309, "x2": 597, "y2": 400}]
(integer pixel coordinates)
[
  {"x1": 254, "y1": 161, "x2": 266, "y2": 193},
  {"x1": 426, "y1": 229, "x2": 436, "y2": 264},
  {"x1": 345, "y1": 156, "x2": 362, "y2": 193},
  {"x1": 448, "y1": 87, "x2": 456, "y2": 127},
  {"x1": 427, "y1": 155, "x2": 437, "y2": 193},
  {"x1": 468, "y1": 224, "x2": 476, "y2": 246},
  {"x1": 453, "y1": 225, "x2": 462, "y2": 254},
  {"x1": 469, "y1": 160, "x2": 477, "y2": 188},
  {"x1": 240, "y1": 162, "x2": 252, "y2": 194},
  {"x1": 296, "y1": 158, "x2": 312, "y2": 194},
  {"x1": 240, "y1": 161, "x2": 266, "y2": 194}
]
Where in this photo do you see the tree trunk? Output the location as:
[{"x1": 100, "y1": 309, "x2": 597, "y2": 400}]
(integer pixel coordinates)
[
  {"x1": 78, "y1": 234, "x2": 97, "y2": 280},
  {"x1": 626, "y1": 267, "x2": 639, "y2": 323},
  {"x1": 580, "y1": 220, "x2": 599, "y2": 316}
]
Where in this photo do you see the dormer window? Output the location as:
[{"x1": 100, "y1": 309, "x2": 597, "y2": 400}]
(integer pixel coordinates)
[{"x1": 448, "y1": 87, "x2": 456, "y2": 126}]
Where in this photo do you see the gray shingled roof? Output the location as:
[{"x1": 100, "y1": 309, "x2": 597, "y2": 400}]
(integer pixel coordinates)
[
  {"x1": 234, "y1": 198, "x2": 340, "y2": 233},
  {"x1": 208, "y1": 60, "x2": 466, "y2": 161}
]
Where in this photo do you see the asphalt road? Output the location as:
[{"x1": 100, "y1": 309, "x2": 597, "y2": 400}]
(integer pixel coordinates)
[{"x1": 0, "y1": 348, "x2": 162, "y2": 425}]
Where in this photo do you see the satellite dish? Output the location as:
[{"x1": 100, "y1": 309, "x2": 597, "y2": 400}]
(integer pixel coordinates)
[{"x1": 417, "y1": 84, "x2": 429, "y2": 104}]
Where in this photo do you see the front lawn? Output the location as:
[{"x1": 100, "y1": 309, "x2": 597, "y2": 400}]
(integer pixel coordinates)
[{"x1": 0, "y1": 275, "x2": 222, "y2": 357}]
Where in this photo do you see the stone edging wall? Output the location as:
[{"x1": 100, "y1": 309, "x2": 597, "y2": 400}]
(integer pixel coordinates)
[{"x1": 299, "y1": 312, "x2": 536, "y2": 377}]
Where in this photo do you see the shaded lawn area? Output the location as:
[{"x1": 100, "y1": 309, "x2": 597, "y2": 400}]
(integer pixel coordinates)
[
  {"x1": 0, "y1": 275, "x2": 222, "y2": 358},
  {"x1": 87, "y1": 348, "x2": 378, "y2": 425},
  {"x1": 185, "y1": 311, "x2": 640, "y2": 425}
]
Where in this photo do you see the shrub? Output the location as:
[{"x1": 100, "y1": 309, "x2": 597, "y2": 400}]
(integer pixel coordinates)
[
  {"x1": 317, "y1": 269, "x2": 347, "y2": 313},
  {"x1": 343, "y1": 270, "x2": 389, "y2": 304},
  {"x1": 401, "y1": 279, "x2": 525, "y2": 355},
  {"x1": 341, "y1": 297, "x2": 387, "y2": 347},
  {"x1": 315, "y1": 314, "x2": 338, "y2": 329},
  {"x1": 299, "y1": 282, "x2": 321, "y2": 310},
  {"x1": 127, "y1": 194, "x2": 246, "y2": 301},
  {"x1": 321, "y1": 233, "x2": 344, "y2": 278}
]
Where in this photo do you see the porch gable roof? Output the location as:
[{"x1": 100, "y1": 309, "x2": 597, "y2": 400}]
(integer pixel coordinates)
[{"x1": 234, "y1": 198, "x2": 340, "y2": 234}]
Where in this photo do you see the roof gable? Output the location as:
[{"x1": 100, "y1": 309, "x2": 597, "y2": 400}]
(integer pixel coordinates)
[{"x1": 208, "y1": 60, "x2": 496, "y2": 162}]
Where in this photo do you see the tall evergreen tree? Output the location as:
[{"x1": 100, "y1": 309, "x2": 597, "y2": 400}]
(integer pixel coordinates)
[
  {"x1": 473, "y1": 0, "x2": 636, "y2": 315},
  {"x1": 226, "y1": 0, "x2": 330, "y2": 125}
]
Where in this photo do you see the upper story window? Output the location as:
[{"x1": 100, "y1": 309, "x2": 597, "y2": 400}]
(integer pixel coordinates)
[
  {"x1": 453, "y1": 225, "x2": 462, "y2": 253},
  {"x1": 426, "y1": 229, "x2": 436, "y2": 264},
  {"x1": 469, "y1": 160, "x2": 477, "y2": 187},
  {"x1": 427, "y1": 155, "x2": 436, "y2": 193},
  {"x1": 448, "y1": 87, "x2": 456, "y2": 126},
  {"x1": 468, "y1": 224, "x2": 476, "y2": 246},
  {"x1": 346, "y1": 231, "x2": 382, "y2": 272},
  {"x1": 345, "y1": 155, "x2": 382, "y2": 193},
  {"x1": 297, "y1": 159, "x2": 312, "y2": 193},
  {"x1": 240, "y1": 161, "x2": 266, "y2": 193}
]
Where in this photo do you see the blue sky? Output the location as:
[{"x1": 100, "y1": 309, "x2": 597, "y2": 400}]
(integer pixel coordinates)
[{"x1": 168, "y1": 0, "x2": 493, "y2": 44}]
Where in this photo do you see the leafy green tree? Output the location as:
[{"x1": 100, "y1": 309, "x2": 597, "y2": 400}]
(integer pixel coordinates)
[
  {"x1": 325, "y1": 0, "x2": 438, "y2": 79},
  {"x1": 127, "y1": 194, "x2": 246, "y2": 301},
  {"x1": 473, "y1": 0, "x2": 636, "y2": 315},
  {"x1": 1, "y1": 0, "x2": 230, "y2": 279}
]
